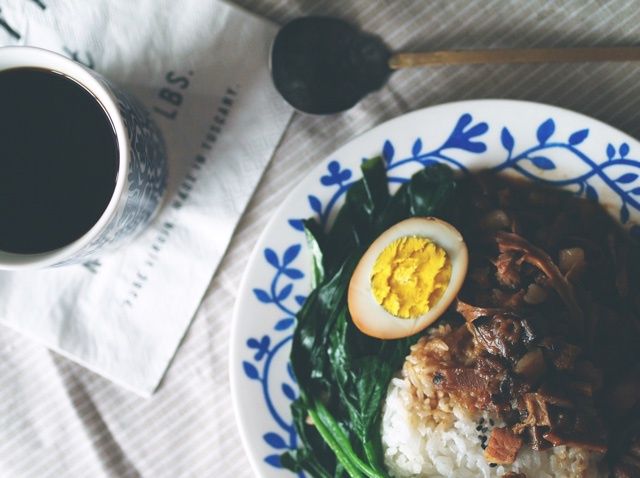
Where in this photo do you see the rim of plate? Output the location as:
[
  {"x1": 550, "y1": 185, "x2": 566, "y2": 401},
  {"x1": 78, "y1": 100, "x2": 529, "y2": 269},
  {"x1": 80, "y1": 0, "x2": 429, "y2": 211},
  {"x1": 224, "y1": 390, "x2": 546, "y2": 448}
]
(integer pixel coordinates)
[{"x1": 229, "y1": 98, "x2": 640, "y2": 477}]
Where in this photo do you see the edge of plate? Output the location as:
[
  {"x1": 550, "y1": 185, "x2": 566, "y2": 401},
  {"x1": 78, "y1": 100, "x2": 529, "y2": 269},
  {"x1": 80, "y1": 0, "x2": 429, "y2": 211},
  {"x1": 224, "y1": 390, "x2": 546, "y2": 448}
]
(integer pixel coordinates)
[{"x1": 229, "y1": 98, "x2": 640, "y2": 478}]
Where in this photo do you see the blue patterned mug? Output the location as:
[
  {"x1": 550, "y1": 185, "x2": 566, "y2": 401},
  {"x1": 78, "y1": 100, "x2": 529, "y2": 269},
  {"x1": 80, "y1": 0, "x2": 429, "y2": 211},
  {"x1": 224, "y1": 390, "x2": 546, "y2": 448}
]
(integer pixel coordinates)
[{"x1": 0, "y1": 47, "x2": 167, "y2": 270}]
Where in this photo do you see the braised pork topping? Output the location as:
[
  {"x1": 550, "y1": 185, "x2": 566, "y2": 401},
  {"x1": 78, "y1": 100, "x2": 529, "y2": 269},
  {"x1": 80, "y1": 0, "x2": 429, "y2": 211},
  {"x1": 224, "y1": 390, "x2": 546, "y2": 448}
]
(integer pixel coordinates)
[{"x1": 427, "y1": 175, "x2": 640, "y2": 475}]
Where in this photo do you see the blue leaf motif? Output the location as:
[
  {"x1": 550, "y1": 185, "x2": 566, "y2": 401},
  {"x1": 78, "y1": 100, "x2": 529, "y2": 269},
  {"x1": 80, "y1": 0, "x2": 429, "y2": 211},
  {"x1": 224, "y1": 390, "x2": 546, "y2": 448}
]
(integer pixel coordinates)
[
  {"x1": 264, "y1": 248, "x2": 279, "y2": 268},
  {"x1": 264, "y1": 432, "x2": 287, "y2": 449},
  {"x1": 412, "y1": 138, "x2": 423, "y2": 157},
  {"x1": 320, "y1": 175, "x2": 334, "y2": 186},
  {"x1": 275, "y1": 318, "x2": 295, "y2": 331},
  {"x1": 248, "y1": 335, "x2": 271, "y2": 361},
  {"x1": 283, "y1": 268, "x2": 304, "y2": 279},
  {"x1": 536, "y1": 119, "x2": 555, "y2": 144},
  {"x1": 283, "y1": 244, "x2": 301, "y2": 265},
  {"x1": 383, "y1": 140, "x2": 395, "y2": 164},
  {"x1": 530, "y1": 156, "x2": 556, "y2": 170},
  {"x1": 631, "y1": 225, "x2": 640, "y2": 238},
  {"x1": 620, "y1": 143, "x2": 630, "y2": 158},
  {"x1": 338, "y1": 169, "x2": 352, "y2": 182},
  {"x1": 440, "y1": 113, "x2": 488, "y2": 153},
  {"x1": 621, "y1": 204, "x2": 630, "y2": 224},
  {"x1": 422, "y1": 159, "x2": 440, "y2": 167},
  {"x1": 242, "y1": 361, "x2": 259, "y2": 380},
  {"x1": 320, "y1": 160, "x2": 351, "y2": 186},
  {"x1": 288, "y1": 219, "x2": 305, "y2": 231},
  {"x1": 615, "y1": 173, "x2": 638, "y2": 184},
  {"x1": 457, "y1": 113, "x2": 473, "y2": 129},
  {"x1": 631, "y1": 187, "x2": 640, "y2": 196},
  {"x1": 465, "y1": 140, "x2": 487, "y2": 153},
  {"x1": 585, "y1": 184, "x2": 599, "y2": 201},
  {"x1": 607, "y1": 143, "x2": 616, "y2": 160},
  {"x1": 277, "y1": 283, "x2": 293, "y2": 301},
  {"x1": 282, "y1": 383, "x2": 296, "y2": 400},
  {"x1": 295, "y1": 295, "x2": 306, "y2": 306},
  {"x1": 308, "y1": 195, "x2": 322, "y2": 214},
  {"x1": 466, "y1": 123, "x2": 489, "y2": 138},
  {"x1": 568, "y1": 129, "x2": 589, "y2": 145},
  {"x1": 501, "y1": 127, "x2": 514, "y2": 152},
  {"x1": 264, "y1": 454, "x2": 282, "y2": 468},
  {"x1": 253, "y1": 288, "x2": 272, "y2": 303}
]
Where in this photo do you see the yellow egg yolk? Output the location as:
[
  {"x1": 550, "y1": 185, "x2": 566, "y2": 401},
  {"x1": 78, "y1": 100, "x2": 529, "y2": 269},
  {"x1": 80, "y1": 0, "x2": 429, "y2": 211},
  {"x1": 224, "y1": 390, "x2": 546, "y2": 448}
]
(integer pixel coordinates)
[{"x1": 370, "y1": 236, "x2": 452, "y2": 319}]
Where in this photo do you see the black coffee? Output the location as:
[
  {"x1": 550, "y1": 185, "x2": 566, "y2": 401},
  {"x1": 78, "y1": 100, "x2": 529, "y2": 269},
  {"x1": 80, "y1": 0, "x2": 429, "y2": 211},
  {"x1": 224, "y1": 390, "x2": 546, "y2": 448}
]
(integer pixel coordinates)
[{"x1": 0, "y1": 68, "x2": 118, "y2": 254}]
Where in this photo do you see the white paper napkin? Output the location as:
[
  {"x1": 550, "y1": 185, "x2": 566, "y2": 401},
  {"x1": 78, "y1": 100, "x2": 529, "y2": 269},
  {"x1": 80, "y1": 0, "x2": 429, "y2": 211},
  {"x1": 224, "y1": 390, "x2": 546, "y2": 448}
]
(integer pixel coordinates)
[{"x1": 0, "y1": 0, "x2": 292, "y2": 396}]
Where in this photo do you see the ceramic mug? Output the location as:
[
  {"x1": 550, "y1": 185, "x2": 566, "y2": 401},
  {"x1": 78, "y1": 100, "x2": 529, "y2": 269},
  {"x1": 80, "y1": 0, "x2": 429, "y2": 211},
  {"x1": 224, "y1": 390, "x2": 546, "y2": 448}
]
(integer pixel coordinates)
[{"x1": 0, "y1": 46, "x2": 168, "y2": 270}]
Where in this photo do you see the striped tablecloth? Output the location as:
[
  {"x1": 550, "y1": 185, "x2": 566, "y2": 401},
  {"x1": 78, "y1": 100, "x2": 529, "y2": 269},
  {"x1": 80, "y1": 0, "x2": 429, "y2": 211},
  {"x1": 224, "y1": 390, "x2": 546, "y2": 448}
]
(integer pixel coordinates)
[{"x1": 2, "y1": 0, "x2": 640, "y2": 476}]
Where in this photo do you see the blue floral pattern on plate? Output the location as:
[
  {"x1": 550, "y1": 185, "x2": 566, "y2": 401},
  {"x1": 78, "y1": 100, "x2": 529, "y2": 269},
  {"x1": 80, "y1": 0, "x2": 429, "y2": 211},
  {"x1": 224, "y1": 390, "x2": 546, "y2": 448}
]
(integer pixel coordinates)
[{"x1": 234, "y1": 105, "x2": 640, "y2": 476}]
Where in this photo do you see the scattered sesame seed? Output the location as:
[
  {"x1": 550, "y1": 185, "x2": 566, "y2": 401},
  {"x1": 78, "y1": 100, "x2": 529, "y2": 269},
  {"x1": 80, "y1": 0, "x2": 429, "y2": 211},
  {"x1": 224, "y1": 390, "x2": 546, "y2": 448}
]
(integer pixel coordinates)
[
  {"x1": 489, "y1": 463, "x2": 497, "y2": 468},
  {"x1": 489, "y1": 419, "x2": 495, "y2": 426},
  {"x1": 476, "y1": 425, "x2": 483, "y2": 431}
]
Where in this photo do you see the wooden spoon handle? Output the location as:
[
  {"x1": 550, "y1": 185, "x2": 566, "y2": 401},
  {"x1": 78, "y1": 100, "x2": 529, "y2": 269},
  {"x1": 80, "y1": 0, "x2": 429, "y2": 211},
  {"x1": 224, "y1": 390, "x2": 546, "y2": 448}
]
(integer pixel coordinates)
[{"x1": 388, "y1": 47, "x2": 640, "y2": 69}]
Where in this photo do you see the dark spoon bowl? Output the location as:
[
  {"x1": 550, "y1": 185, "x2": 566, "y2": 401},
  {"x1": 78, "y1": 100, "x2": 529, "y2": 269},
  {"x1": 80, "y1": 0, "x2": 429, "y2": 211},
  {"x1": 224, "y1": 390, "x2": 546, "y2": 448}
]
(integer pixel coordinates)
[{"x1": 270, "y1": 16, "x2": 392, "y2": 115}]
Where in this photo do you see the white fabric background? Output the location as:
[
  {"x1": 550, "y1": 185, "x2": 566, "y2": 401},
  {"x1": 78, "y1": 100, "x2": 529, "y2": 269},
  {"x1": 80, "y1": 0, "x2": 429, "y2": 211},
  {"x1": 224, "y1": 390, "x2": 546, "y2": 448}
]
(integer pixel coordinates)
[{"x1": 2, "y1": 0, "x2": 640, "y2": 476}]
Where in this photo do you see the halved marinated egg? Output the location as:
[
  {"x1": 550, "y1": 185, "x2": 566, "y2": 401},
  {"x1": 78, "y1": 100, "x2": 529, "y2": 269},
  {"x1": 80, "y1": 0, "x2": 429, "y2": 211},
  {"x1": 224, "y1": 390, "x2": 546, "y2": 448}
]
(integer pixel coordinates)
[{"x1": 348, "y1": 217, "x2": 468, "y2": 339}]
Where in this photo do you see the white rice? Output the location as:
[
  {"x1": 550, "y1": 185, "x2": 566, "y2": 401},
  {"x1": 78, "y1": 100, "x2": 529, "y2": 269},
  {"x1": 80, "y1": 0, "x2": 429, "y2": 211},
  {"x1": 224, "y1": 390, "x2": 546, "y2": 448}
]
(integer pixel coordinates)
[{"x1": 381, "y1": 377, "x2": 603, "y2": 478}]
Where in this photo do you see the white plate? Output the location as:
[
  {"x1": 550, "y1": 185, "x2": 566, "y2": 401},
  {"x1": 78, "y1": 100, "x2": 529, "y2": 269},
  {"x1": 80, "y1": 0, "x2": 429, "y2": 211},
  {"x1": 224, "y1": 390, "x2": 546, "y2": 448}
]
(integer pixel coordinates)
[{"x1": 230, "y1": 99, "x2": 640, "y2": 477}]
